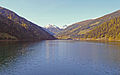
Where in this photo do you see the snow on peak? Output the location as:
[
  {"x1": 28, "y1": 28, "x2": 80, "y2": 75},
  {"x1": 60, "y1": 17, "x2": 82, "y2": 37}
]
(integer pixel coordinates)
[
  {"x1": 60, "y1": 25, "x2": 68, "y2": 29},
  {"x1": 45, "y1": 24, "x2": 58, "y2": 29},
  {"x1": 45, "y1": 24, "x2": 68, "y2": 29}
]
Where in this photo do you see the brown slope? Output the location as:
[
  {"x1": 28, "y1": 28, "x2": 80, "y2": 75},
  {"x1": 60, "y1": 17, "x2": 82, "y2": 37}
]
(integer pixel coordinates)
[
  {"x1": 0, "y1": 6, "x2": 56, "y2": 41},
  {"x1": 56, "y1": 10, "x2": 120, "y2": 39},
  {"x1": 83, "y1": 16, "x2": 120, "y2": 40}
]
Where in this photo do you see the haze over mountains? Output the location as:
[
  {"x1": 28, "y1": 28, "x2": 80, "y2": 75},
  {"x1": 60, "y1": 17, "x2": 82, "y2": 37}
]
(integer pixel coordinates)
[{"x1": 0, "y1": 6, "x2": 55, "y2": 41}]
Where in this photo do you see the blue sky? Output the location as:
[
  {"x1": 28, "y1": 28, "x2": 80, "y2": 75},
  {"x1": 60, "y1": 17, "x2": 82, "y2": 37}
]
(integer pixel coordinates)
[{"x1": 0, "y1": 0, "x2": 120, "y2": 27}]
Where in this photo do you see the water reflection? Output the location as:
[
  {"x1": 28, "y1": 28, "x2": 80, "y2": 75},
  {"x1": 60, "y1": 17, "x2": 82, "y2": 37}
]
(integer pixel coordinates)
[
  {"x1": 0, "y1": 41, "x2": 37, "y2": 69},
  {"x1": 0, "y1": 40, "x2": 120, "y2": 75}
]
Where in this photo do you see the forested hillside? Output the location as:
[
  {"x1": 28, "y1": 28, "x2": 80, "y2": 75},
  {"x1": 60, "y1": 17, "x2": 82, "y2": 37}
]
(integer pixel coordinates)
[
  {"x1": 57, "y1": 10, "x2": 120, "y2": 40},
  {"x1": 84, "y1": 16, "x2": 120, "y2": 40},
  {"x1": 0, "y1": 6, "x2": 55, "y2": 41}
]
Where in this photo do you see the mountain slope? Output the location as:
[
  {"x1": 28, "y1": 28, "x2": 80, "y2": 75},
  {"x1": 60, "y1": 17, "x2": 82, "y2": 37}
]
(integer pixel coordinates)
[
  {"x1": 56, "y1": 19, "x2": 94, "y2": 38},
  {"x1": 0, "y1": 6, "x2": 55, "y2": 41},
  {"x1": 57, "y1": 10, "x2": 120, "y2": 39},
  {"x1": 83, "y1": 16, "x2": 120, "y2": 40},
  {"x1": 60, "y1": 25, "x2": 68, "y2": 29},
  {"x1": 44, "y1": 24, "x2": 63, "y2": 35}
]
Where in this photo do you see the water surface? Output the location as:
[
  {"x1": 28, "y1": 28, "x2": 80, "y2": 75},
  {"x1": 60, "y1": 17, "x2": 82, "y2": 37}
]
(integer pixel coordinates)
[{"x1": 0, "y1": 40, "x2": 120, "y2": 75}]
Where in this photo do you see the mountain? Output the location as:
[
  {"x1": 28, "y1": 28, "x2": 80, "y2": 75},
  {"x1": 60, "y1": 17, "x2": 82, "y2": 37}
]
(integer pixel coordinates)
[
  {"x1": 44, "y1": 24, "x2": 63, "y2": 35},
  {"x1": 83, "y1": 15, "x2": 120, "y2": 40},
  {"x1": 56, "y1": 19, "x2": 94, "y2": 38},
  {"x1": 60, "y1": 25, "x2": 68, "y2": 29},
  {"x1": 0, "y1": 6, "x2": 55, "y2": 41},
  {"x1": 56, "y1": 10, "x2": 120, "y2": 40}
]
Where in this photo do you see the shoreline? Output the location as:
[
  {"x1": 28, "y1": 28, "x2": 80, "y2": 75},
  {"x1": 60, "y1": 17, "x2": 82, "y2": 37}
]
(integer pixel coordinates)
[
  {"x1": 73, "y1": 38, "x2": 120, "y2": 42},
  {"x1": 58, "y1": 38, "x2": 120, "y2": 42},
  {"x1": 0, "y1": 40, "x2": 19, "y2": 42},
  {"x1": 1, "y1": 39, "x2": 120, "y2": 42}
]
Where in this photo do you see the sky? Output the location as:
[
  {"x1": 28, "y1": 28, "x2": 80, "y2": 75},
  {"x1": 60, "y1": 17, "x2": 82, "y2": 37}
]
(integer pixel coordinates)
[{"x1": 0, "y1": 0, "x2": 120, "y2": 27}]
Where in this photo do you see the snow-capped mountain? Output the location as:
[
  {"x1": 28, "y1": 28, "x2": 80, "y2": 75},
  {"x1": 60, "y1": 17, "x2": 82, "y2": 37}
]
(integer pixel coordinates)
[
  {"x1": 44, "y1": 24, "x2": 63, "y2": 35},
  {"x1": 45, "y1": 24, "x2": 58, "y2": 29},
  {"x1": 60, "y1": 25, "x2": 68, "y2": 29}
]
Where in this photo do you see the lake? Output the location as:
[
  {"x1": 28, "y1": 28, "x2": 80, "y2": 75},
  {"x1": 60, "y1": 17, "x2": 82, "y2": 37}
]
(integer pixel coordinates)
[{"x1": 0, "y1": 40, "x2": 120, "y2": 75}]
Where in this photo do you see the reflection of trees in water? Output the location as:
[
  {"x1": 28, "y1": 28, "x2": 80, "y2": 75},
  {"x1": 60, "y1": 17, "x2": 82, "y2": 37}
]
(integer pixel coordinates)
[{"x1": 0, "y1": 41, "x2": 37, "y2": 69}]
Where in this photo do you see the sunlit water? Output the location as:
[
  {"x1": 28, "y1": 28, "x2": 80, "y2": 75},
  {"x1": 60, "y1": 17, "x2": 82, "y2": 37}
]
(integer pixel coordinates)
[{"x1": 0, "y1": 40, "x2": 120, "y2": 75}]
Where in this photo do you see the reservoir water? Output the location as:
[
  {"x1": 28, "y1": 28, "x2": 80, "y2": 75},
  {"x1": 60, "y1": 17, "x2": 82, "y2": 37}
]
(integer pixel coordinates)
[{"x1": 0, "y1": 40, "x2": 120, "y2": 75}]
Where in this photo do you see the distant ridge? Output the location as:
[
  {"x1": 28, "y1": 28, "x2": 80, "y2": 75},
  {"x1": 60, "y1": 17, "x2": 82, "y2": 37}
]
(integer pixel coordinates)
[{"x1": 44, "y1": 24, "x2": 63, "y2": 35}]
